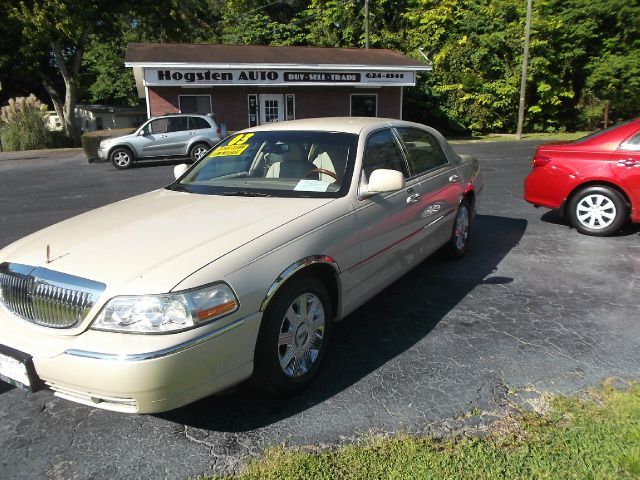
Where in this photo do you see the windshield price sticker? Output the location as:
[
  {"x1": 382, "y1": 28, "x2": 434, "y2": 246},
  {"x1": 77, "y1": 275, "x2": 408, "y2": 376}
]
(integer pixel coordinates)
[
  {"x1": 210, "y1": 144, "x2": 249, "y2": 157},
  {"x1": 0, "y1": 352, "x2": 30, "y2": 388},
  {"x1": 210, "y1": 133, "x2": 254, "y2": 157}
]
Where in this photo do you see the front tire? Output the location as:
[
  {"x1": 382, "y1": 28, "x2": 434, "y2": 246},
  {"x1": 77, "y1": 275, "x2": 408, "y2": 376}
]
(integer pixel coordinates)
[
  {"x1": 110, "y1": 147, "x2": 134, "y2": 169},
  {"x1": 190, "y1": 143, "x2": 209, "y2": 162},
  {"x1": 567, "y1": 186, "x2": 627, "y2": 236},
  {"x1": 253, "y1": 275, "x2": 332, "y2": 396}
]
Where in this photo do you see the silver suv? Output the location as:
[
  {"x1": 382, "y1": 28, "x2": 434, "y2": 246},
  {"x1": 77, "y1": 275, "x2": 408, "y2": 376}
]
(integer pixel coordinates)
[{"x1": 98, "y1": 114, "x2": 222, "y2": 169}]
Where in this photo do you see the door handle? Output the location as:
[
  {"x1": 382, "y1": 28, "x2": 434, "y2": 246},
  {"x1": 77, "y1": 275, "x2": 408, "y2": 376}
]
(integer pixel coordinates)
[
  {"x1": 449, "y1": 174, "x2": 460, "y2": 183},
  {"x1": 407, "y1": 193, "x2": 421, "y2": 204}
]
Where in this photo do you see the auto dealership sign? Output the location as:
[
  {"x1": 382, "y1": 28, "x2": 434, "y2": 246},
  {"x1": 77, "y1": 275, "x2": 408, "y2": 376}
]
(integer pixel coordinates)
[{"x1": 144, "y1": 68, "x2": 416, "y2": 86}]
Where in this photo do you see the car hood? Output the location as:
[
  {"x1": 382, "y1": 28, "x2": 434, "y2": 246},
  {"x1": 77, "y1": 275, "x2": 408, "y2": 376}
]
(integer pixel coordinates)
[
  {"x1": 103, "y1": 132, "x2": 137, "y2": 144},
  {"x1": 0, "y1": 189, "x2": 334, "y2": 295}
]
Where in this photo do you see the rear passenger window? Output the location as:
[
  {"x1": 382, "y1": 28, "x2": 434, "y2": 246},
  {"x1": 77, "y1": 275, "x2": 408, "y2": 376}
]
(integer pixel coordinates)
[
  {"x1": 363, "y1": 129, "x2": 409, "y2": 178},
  {"x1": 168, "y1": 117, "x2": 189, "y2": 132},
  {"x1": 621, "y1": 133, "x2": 640, "y2": 151},
  {"x1": 190, "y1": 117, "x2": 211, "y2": 130},
  {"x1": 395, "y1": 127, "x2": 449, "y2": 176}
]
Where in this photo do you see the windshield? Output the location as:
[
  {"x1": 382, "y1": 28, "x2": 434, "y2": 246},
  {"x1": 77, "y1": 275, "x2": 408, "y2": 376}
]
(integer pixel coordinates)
[{"x1": 168, "y1": 130, "x2": 358, "y2": 198}]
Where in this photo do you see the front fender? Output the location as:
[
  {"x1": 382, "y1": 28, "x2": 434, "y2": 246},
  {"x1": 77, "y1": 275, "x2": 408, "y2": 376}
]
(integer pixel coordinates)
[{"x1": 259, "y1": 255, "x2": 341, "y2": 312}]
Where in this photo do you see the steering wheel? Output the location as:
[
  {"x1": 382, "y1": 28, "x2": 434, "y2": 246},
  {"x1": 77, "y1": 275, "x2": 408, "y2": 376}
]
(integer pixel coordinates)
[{"x1": 305, "y1": 168, "x2": 340, "y2": 182}]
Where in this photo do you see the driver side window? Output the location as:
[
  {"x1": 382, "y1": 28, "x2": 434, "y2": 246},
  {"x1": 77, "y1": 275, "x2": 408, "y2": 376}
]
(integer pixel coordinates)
[
  {"x1": 149, "y1": 118, "x2": 169, "y2": 134},
  {"x1": 363, "y1": 129, "x2": 409, "y2": 178}
]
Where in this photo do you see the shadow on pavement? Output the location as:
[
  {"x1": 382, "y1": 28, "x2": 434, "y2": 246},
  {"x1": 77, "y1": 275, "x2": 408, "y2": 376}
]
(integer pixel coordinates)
[
  {"x1": 159, "y1": 214, "x2": 527, "y2": 431},
  {"x1": 541, "y1": 209, "x2": 640, "y2": 237},
  {"x1": 540, "y1": 209, "x2": 565, "y2": 226},
  {"x1": 0, "y1": 383, "x2": 13, "y2": 394}
]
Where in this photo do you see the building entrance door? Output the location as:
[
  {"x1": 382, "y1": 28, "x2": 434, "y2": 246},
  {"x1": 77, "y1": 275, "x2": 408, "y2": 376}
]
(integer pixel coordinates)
[{"x1": 259, "y1": 94, "x2": 284, "y2": 123}]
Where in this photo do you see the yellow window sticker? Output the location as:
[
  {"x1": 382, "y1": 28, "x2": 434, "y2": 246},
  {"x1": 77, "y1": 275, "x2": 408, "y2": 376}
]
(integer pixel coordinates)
[
  {"x1": 210, "y1": 144, "x2": 250, "y2": 157},
  {"x1": 209, "y1": 133, "x2": 255, "y2": 157},
  {"x1": 228, "y1": 133, "x2": 254, "y2": 146}
]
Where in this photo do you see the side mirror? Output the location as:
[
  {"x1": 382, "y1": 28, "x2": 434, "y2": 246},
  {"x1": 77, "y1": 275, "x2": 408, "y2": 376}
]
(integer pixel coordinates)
[
  {"x1": 361, "y1": 169, "x2": 405, "y2": 198},
  {"x1": 173, "y1": 163, "x2": 188, "y2": 179}
]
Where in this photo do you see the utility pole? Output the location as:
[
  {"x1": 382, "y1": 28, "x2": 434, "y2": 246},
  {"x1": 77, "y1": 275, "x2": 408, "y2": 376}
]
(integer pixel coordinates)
[
  {"x1": 365, "y1": 0, "x2": 370, "y2": 49},
  {"x1": 516, "y1": 0, "x2": 532, "y2": 140}
]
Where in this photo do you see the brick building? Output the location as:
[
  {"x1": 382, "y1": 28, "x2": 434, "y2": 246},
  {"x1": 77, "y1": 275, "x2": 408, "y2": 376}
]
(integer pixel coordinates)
[{"x1": 125, "y1": 43, "x2": 430, "y2": 131}]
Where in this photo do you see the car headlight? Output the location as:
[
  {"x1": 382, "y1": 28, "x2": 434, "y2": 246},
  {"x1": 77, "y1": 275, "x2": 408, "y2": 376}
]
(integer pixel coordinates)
[{"x1": 91, "y1": 283, "x2": 238, "y2": 334}]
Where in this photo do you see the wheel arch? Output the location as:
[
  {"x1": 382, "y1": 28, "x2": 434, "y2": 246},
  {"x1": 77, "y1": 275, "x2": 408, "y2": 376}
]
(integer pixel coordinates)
[
  {"x1": 563, "y1": 180, "x2": 632, "y2": 218},
  {"x1": 188, "y1": 138, "x2": 212, "y2": 151},
  {"x1": 109, "y1": 143, "x2": 136, "y2": 159},
  {"x1": 260, "y1": 256, "x2": 341, "y2": 321},
  {"x1": 463, "y1": 188, "x2": 476, "y2": 211}
]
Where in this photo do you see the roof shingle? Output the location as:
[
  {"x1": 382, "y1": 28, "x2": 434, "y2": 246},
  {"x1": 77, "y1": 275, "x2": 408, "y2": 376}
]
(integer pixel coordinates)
[{"x1": 125, "y1": 43, "x2": 427, "y2": 68}]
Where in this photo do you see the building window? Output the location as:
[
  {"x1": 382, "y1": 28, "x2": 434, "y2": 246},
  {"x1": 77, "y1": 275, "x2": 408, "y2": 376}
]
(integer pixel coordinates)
[
  {"x1": 350, "y1": 94, "x2": 378, "y2": 117},
  {"x1": 179, "y1": 95, "x2": 212, "y2": 114}
]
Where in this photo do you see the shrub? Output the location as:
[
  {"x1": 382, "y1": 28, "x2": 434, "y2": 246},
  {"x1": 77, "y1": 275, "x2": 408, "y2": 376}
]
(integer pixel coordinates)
[
  {"x1": 0, "y1": 95, "x2": 50, "y2": 151},
  {"x1": 81, "y1": 128, "x2": 135, "y2": 163}
]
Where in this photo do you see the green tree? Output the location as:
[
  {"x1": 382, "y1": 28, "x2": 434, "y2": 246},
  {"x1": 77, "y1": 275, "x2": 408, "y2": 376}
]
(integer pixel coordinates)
[
  {"x1": 7, "y1": 1, "x2": 132, "y2": 143},
  {"x1": 81, "y1": 0, "x2": 227, "y2": 107}
]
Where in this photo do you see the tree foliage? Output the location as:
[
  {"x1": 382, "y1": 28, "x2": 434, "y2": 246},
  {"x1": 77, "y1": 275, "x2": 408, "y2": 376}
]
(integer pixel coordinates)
[
  {"x1": 1, "y1": 0, "x2": 638, "y2": 135},
  {"x1": 402, "y1": 0, "x2": 639, "y2": 132}
]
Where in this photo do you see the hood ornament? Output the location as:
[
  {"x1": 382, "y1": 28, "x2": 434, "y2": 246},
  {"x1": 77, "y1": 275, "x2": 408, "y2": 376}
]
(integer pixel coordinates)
[{"x1": 45, "y1": 244, "x2": 68, "y2": 264}]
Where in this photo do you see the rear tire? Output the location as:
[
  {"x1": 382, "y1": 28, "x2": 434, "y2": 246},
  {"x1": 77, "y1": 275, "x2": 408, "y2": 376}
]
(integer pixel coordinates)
[
  {"x1": 190, "y1": 143, "x2": 209, "y2": 162},
  {"x1": 567, "y1": 186, "x2": 627, "y2": 236},
  {"x1": 447, "y1": 198, "x2": 471, "y2": 258},
  {"x1": 110, "y1": 147, "x2": 134, "y2": 169},
  {"x1": 252, "y1": 275, "x2": 332, "y2": 396}
]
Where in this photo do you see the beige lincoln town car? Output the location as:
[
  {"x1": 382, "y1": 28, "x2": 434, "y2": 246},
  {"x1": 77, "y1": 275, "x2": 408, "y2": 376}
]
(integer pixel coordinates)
[{"x1": 0, "y1": 117, "x2": 482, "y2": 413}]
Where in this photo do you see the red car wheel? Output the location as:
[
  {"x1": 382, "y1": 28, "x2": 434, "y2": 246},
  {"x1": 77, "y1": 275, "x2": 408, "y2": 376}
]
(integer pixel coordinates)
[{"x1": 567, "y1": 186, "x2": 628, "y2": 236}]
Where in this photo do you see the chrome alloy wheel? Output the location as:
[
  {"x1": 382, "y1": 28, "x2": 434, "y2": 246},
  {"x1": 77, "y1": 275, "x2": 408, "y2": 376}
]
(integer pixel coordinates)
[
  {"x1": 453, "y1": 204, "x2": 470, "y2": 251},
  {"x1": 192, "y1": 145, "x2": 208, "y2": 160},
  {"x1": 277, "y1": 292, "x2": 325, "y2": 378},
  {"x1": 112, "y1": 151, "x2": 131, "y2": 167},
  {"x1": 575, "y1": 194, "x2": 617, "y2": 230}
]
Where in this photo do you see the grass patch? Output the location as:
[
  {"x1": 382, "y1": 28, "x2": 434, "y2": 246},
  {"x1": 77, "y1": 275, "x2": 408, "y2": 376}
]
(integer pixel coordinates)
[
  {"x1": 449, "y1": 131, "x2": 589, "y2": 144},
  {"x1": 217, "y1": 382, "x2": 640, "y2": 480}
]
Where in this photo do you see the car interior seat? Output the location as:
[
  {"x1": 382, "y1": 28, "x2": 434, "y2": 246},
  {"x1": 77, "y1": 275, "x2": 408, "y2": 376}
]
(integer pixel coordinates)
[
  {"x1": 312, "y1": 144, "x2": 348, "y2": 182},
  {"x1": 266, "y1": 144, "x2": 317, "y2": 179}
]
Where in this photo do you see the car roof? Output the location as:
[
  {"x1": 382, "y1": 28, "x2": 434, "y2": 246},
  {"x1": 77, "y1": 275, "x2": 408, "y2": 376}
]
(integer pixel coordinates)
[
  {"x1": 575, "y1": 117, "x2": 640, "y2": 145},
  {"x1": 240, "y1": 117, "x2": 431, "y2": 135},
  {"x1": 153, "y1": 113, "x2": 213, "y2": 119}
]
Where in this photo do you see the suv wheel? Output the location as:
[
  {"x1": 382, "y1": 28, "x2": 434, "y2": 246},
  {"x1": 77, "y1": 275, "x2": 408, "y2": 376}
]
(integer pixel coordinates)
[
  {"x1": 190, "y1": 143, "x2": 209, "y2": 162},
  {"x1": 110, "y1": 147, "x2": 134, "y2": 169}
]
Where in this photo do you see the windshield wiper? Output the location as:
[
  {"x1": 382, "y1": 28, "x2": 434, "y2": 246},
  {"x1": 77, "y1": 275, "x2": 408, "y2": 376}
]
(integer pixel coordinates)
[{"x1": 219, "y1": 190, "x2": 273, "y2": 197}]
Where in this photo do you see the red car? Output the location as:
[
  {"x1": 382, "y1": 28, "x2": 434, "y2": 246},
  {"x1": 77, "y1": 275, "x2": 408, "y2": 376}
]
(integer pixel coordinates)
[{"x1": 524, "y1": 118, "x2": 640, "y2": 236}]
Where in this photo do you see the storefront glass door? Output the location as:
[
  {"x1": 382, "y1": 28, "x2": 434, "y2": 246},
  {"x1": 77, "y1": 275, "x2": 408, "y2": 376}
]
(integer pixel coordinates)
[{"x1": 259, "y1": 94, "x2": 284, "y2": 123}]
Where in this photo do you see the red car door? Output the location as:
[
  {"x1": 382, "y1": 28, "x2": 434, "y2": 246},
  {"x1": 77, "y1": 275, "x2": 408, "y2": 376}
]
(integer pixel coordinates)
[{"x1": 610, "y1": 130, "x2": 640, "y2": 216}]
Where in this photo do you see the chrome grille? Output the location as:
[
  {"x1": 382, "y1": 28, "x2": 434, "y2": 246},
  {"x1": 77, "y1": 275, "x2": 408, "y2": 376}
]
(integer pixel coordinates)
[{"x1": 0, "y1": 262, "x2": 106, "y2": 329}]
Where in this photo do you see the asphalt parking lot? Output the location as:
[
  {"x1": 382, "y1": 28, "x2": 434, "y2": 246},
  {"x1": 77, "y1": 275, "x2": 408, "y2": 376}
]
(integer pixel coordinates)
[{"x1": 1, "y1": 143, "x2": 639, "y2": 479}]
